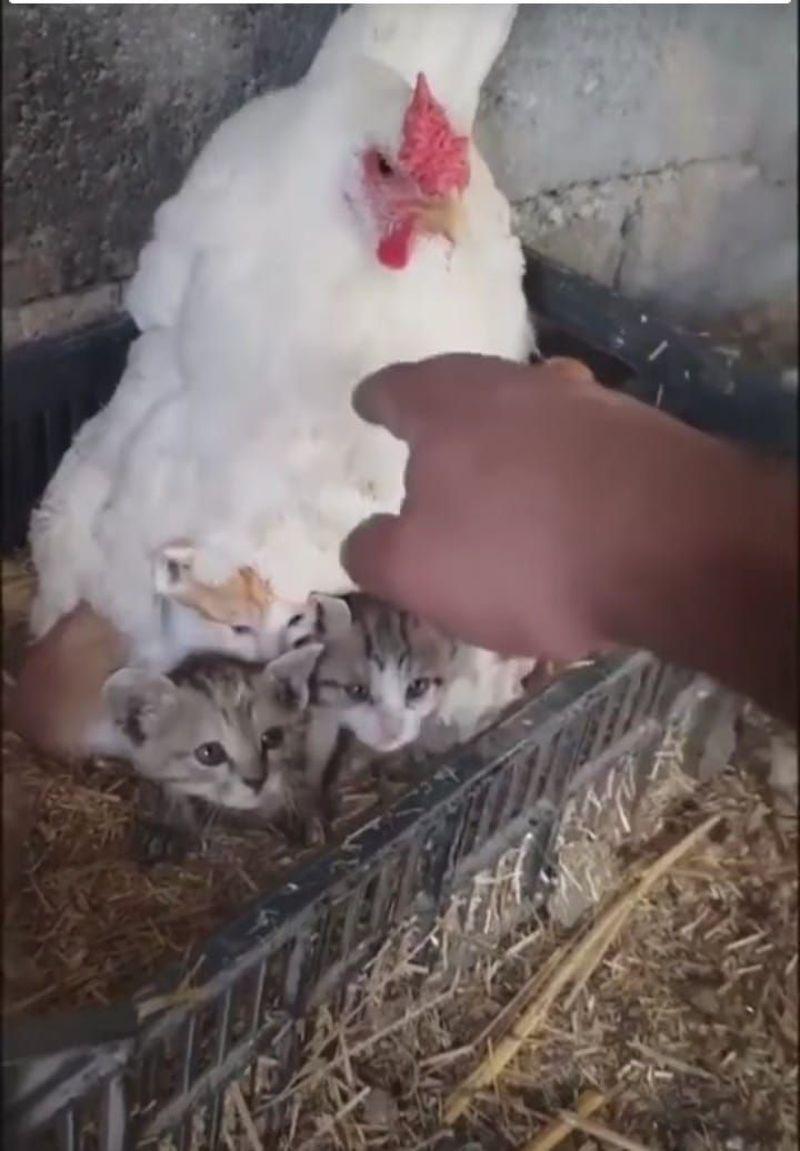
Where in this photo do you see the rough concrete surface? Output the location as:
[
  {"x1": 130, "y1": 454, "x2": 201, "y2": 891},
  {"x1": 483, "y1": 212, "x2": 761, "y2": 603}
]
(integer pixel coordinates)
[
  {"x1": 478, "y1": 5, "x2": 797, "y2": 200},
  {"x1": 484, "y1": 4, "x2": 798, "y2": 326},
  {"x1": 3, "y1": 4, "x2": 798, "y2": 344},
  {"x1": 619, "y1": 161, "x2": 797, "y2": 320},
  {"x1": 514, "y1": 158, "x2": 798, "y2": 325},
  {"x1": 1, "y1": 282, "x2": 124, "y2": 347},
  {"x1": 3, "y1": 5, "x2": 339, "y2": 306}
]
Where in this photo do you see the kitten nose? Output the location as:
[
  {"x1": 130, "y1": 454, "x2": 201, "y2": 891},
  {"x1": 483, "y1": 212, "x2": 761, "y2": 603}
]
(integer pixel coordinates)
[
  {"x1": 245, "y1": 764, "x2": 268, "y2": 791},
  {"x1": 377, "y1": 713, "x2": 405, "y2": 745}
]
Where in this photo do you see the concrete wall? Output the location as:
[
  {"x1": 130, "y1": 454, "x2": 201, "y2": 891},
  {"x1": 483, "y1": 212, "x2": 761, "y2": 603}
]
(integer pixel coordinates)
[
  {"x1": 479, "y1": 4, "x2": 798, "y2": 328},
  {"x1": 3, "y1": 4, "x2": 797, "y2": 346}
]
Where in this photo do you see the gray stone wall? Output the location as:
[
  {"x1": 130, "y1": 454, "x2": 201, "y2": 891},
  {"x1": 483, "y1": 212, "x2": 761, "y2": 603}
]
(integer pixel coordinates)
[
  {"x1": 2, "y1": 4, "x2": 339, "y2": 341},
  {"x1": 3, "y1": 4, "x2": 797, "y2": 345},
  {"x1": 480, "y1": 5, "x2": 798, "y2": 328}
]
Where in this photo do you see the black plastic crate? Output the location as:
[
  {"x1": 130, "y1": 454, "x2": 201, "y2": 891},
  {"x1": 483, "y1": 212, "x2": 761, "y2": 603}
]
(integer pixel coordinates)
[
  {"x1": 2, "y1": 317, "x2": 136, "y2": 554},
  {"x1": 2, "y1": 253, "x2": 795, "y2": 1150}
]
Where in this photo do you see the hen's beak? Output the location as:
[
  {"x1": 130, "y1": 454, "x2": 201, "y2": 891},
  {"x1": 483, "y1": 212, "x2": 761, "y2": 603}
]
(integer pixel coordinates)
[{"x1": 413, "y1": 194, "x2": 466, "y2": 245}]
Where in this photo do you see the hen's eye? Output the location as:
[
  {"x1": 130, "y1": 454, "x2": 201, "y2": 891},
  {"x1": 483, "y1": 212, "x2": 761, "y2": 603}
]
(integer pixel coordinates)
[
  {"x1": 261, "y1": 727, "x2": 284, "y2": 752},
  {"x1": 346, "y1": 683, "x2": 370, "y2": 703},
  {"x1": 406, "y1": 677, "x2": 431, "y2": 702},
  {"x1": 194, "y1": 741, "x2": 228, "y2": 767},
  {"x1": 376, "y1": 152, "x2": 394, "y2": 177}
]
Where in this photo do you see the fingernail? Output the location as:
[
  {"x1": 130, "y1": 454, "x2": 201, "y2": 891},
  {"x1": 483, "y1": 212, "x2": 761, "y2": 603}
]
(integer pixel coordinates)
[{"x1": 544, "y1": 357, "x2": 596, "y2": 384}]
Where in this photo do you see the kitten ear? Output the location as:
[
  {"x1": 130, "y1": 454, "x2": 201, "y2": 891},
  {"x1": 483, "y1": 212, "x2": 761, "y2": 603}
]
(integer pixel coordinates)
[
  {"x1": 265, "y1": 644, "x2": 325, "y2": 711},
  {"x1": 284, "y1": 594, "x2": 351, "y2": 652},
  {"x1": 154, "y1": 543, "x2": 271, "y2": 628},
  {"x1": 153, "y1": 542, "x2": 196, "y2": 599},
  {"x1": 102, "y1": 668, "x2": 178, "y2": 744},
  {"x1": 310, "y1": 594, "x2": 352, "y2": 641}
]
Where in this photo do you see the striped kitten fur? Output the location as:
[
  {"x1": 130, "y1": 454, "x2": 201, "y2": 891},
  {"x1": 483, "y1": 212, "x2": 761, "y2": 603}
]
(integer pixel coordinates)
[
  {"x1": 287, "y1": 592, "x2": 458, "y2": 823},
  {"x1": 103, "y1": 645, "x2": 322, "y2": 822},
  {"x1": 310, "y1": 592, "x2": 457, "y2": 753}
]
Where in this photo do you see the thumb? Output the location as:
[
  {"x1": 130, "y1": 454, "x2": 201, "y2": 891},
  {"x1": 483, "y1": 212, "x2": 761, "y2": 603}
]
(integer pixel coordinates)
[{"x1": 341, "y1": 514, "x2": 422, "y2": 611}]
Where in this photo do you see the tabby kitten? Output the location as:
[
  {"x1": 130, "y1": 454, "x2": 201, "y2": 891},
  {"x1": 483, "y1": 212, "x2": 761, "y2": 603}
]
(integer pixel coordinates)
[
  {"x1": 103, "y1": 646, "x2": 323, "y2": 854},
  {"x1": 287, "y1": 592, "x2": 458, "y2": 823}
]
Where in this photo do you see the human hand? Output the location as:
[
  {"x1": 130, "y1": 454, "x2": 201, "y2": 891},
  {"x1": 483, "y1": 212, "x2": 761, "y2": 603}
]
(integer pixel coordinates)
[{"x1": 342, "y1": 354, "x2": 796, "y2": 697}]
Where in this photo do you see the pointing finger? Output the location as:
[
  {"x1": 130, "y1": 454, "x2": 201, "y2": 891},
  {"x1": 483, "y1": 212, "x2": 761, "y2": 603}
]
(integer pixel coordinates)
[
  {"x1": 352, "y1": 354, "x2": 597, "y2": 443},
  {"x1": 352, "y1": 354, "x2": 513, "y2": 443},
  {"x1": 341, "y1": 512, "x2": 440, "y2": 622},
  {"x1": 543, "y1": 357, "x2": 597, "y2": 385},
  {"x1": 341, "y1": 514, "x2": 410, "y2": 602}
]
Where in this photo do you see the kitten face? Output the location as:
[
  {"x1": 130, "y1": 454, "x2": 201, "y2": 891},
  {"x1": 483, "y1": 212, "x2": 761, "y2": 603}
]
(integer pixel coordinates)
[
  {"x1": 103, "y1": 647, "x2": 322, "y2": 811},
  {"x1": 310, "y1": 594, "x2": 456, "y2": 754}
]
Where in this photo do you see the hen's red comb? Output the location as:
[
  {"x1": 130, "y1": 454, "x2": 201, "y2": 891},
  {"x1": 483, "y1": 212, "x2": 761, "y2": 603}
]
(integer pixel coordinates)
[{"x1": 398, "y1": 73, "x2": 470, "y2": 197}]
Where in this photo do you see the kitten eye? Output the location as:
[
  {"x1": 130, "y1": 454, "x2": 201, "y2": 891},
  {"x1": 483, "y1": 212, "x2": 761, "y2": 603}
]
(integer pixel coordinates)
[
  {"x1": 376, "y1": 152, "x2": 394, "y2": 177},
  {"x1": 194, "y1": 741, "x2": 228, "y2": 767},
  {"x1": 346, "y1": 683, "x2": 370, "y2": 703},
  {"x1": 406, "y1": 677, "x2": 431, "y2": 702},
  {"x1": 261, "y1": 726, "x2": 284, "y2": 752},
  {"x1": 231, "y1": 624, "x2": 253, "y2": 636}
]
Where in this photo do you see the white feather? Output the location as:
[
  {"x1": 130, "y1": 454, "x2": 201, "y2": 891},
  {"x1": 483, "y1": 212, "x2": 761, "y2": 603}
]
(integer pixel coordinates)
[
  {"x1": 311, "y1": 4, "x2": 518, "y2": 130},
  {"x1": 30, "y1": 5, "x2": 534, "y2": 730}
]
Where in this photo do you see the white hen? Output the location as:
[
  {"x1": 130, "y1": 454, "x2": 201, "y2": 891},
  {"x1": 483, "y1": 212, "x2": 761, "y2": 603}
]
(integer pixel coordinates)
[{"x1": 30, "y1": 5, "x2": 535, "y2": 736}]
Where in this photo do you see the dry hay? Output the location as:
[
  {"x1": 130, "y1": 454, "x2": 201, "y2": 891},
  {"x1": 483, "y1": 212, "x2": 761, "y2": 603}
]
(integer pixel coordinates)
[
  {"x1": 4, "y1": 553, "x2": 797, "y2": 1150},
  {"x1": 3, "y1": 720, "x2": 402, "y2": 1015},
  {"x1": 699, "y1": 299, "x2": 798, "y2": 375},
  {"x1": 1, "y1": 556, "x2": 379, "y2": 1014},
  {"x1": 1, "y1": 555, "x2": 565, "y2": 1017},
  {"x1": 210, "y1": 737, "x2": 797, "y2": 1151}
]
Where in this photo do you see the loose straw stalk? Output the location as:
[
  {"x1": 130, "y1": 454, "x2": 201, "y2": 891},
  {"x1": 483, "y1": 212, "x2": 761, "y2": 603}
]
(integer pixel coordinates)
[
  {"x1": 547, "y1": 1111, "x2": 656, "y2": 1151},
  {"x1": 444, "y1": 813, "x2": 721, "y2": 1123},
  {"x1": 522, "y1": 1088, "x2": 609, "y2": 1151}
]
